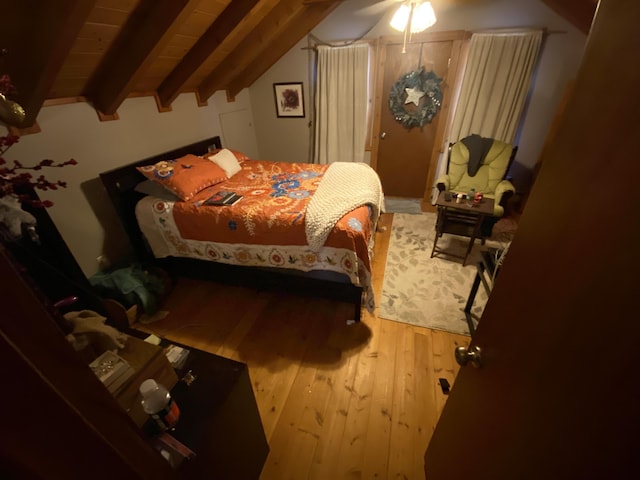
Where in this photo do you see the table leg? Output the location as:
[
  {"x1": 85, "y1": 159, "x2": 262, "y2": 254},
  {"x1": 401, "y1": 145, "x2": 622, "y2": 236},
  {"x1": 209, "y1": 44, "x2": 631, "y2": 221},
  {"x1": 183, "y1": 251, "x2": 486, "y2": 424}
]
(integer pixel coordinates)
[
  {"x1": 462, "y1": 213, "x2": 486, "y2": 266},
  {"x1": 464, "y1": 262, "x2": 485, "y2": 314},
  {"x1": 431, "y1": 207, "x2": 444, "y2": 258}
]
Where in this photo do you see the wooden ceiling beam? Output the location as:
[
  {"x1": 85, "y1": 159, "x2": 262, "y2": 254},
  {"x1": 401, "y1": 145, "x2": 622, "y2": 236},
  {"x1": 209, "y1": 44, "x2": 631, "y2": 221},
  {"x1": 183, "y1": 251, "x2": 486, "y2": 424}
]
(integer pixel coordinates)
[
  {"x1": 196, "y1": 0, "x2": 309, "y2": 101},
  {"x1": 226, "y1": 2, "x2": 341, "y2": 99},
  {"x1": 0, "y1": 0, "x2": 97, "y2": 128},
  {"x1": 84, "y1": 0, "x2": 198, "y2": 116},
  {"x1": 156, "y1": 0, "x2": 263, "y2": 109}
]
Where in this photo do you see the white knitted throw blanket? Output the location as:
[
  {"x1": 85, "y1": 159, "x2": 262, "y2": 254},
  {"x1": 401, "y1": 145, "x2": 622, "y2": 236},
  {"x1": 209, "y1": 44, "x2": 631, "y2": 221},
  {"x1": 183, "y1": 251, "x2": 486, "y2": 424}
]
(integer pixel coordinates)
[{"x1": 305, "y1": 162, "x2": 384, "y2": 251}]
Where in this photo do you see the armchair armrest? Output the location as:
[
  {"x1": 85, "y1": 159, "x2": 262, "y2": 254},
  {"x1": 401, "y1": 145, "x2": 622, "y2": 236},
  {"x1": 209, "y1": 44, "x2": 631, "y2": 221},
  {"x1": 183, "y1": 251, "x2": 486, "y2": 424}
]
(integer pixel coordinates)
[
  {"x1": 435, "y1": 175, "x2": 450, "y2": 192},
  {"x1": 492, "y1": 179, "x2": 516, "y2": 217},
  {"x1": 495, "y1": 179, "x2": 515, "y2": 205}
]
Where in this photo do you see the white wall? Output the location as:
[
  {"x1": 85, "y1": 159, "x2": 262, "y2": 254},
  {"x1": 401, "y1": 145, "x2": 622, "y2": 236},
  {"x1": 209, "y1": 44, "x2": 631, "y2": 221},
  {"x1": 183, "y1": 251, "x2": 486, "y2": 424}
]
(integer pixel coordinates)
[
  {"x1": 5, "y1": 90, "x2": 255, "y2": 276},
  {"x1": 249, "y1": 38, "x2": 314, "y2": 163}
]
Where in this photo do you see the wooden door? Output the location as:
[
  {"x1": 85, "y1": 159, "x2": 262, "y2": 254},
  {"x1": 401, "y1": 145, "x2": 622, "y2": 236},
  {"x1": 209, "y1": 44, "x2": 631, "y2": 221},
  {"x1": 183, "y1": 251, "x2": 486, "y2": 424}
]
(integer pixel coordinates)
[
  {"x1": 424, "y1": 2, "x2": 640, "y2": 479},
  {"x1": 371, "y1": 31, "x2": 467, "y2": 201}
]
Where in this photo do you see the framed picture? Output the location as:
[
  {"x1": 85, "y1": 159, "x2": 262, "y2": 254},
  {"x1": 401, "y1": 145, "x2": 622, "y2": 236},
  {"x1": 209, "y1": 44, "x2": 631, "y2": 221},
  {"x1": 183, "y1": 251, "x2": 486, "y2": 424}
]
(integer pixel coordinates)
[{"x1": 273, "y1": 82, "x2": 305, "y2": 118}]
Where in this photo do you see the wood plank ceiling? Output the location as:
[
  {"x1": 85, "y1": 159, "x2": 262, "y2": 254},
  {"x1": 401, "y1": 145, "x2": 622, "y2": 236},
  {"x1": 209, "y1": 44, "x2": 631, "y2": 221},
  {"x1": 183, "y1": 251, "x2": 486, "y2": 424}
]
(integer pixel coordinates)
[
  {"x1": 0, "y1": 0, "x2": 342, "y2": 128},
  {"x1": 0, "y1": 0, "x2": 597, "y2": 130}
]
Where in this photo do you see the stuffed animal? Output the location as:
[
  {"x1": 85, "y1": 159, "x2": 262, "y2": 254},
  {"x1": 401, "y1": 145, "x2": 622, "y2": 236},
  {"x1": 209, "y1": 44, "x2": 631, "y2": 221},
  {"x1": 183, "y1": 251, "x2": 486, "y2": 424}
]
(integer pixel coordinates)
[
  {"x1": 0, "y1": 194, "x2": 36, "y2": 238},
  {"x1": 64, "y1": 309, "x2": 128, "y2": 353}
]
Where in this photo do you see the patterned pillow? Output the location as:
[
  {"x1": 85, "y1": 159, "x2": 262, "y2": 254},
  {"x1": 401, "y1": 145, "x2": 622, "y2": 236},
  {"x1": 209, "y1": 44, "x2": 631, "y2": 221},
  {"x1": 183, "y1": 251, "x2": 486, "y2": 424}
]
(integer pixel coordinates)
[{"x1": 136, "y1": 154, "x2": 227, "y2": 201}]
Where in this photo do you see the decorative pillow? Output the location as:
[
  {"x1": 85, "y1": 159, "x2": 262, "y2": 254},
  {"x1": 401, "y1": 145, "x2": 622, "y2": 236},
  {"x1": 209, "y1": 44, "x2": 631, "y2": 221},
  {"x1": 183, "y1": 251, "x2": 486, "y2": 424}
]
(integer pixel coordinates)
[
  {"x1": 208, "y1": 148, "x2": 250, "y2": 164},
  {"x1": 136, "y1": 154, "x2": 227, "y2": 201},
  {"x1": 207, "y1": 148, "x2": 242, "y2": 178}
]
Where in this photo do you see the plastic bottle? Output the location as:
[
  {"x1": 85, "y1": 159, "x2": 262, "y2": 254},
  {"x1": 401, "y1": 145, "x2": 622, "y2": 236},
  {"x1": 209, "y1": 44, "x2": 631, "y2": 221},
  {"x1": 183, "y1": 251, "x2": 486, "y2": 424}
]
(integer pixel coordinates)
[
  {"x1": 467, "y1": 188, "x2": 476, "y2": 201},
  {"x1": 139, "y1": 379, "x2": 180, "y2": 430}
]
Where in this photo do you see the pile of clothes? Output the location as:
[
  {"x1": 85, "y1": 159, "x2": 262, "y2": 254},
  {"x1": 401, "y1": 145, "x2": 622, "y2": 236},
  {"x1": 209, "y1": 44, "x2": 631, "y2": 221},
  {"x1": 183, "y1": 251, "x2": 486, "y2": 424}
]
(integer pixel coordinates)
[{"x1": 90, "y1": 263, "x2": 171, "y2": 315}]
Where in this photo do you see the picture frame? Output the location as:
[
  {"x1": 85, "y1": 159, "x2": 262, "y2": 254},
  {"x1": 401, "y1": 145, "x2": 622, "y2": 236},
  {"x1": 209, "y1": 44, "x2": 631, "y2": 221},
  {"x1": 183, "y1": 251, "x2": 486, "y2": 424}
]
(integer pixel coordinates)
[{"x1": 273, "y1": 82, "x2": 305, "y2": 118}]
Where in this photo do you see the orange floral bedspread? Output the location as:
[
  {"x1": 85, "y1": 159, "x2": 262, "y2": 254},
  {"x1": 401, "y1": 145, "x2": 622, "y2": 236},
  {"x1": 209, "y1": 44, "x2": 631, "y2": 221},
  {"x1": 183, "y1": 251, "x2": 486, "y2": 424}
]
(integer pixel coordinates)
[{"x1": 135, "y1": 160, "x2": 380, "y2": 311}]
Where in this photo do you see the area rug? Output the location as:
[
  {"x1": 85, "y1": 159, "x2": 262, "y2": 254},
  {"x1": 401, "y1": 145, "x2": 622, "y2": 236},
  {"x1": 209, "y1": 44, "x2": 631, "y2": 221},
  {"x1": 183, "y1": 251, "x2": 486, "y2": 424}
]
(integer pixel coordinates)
[
  {"x1": 384, "y1": 196, "x2": 423, "y2": 214},
  {"x1": 378, "y1": 212, "x2": 516, "y2": 335}
]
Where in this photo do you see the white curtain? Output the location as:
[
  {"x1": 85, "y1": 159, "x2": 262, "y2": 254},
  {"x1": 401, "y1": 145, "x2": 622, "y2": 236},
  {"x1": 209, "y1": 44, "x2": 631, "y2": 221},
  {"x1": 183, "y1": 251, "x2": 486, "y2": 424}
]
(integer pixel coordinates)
[
  {"x1": 449, "y1": 30, "x2": 543, "y2": 143},
  {"x1": 431, "y1": 30, "x2": 542, "y2": 203},
  {"x1": 314, "y1": 43, "x2": 369, "y2": 164}
]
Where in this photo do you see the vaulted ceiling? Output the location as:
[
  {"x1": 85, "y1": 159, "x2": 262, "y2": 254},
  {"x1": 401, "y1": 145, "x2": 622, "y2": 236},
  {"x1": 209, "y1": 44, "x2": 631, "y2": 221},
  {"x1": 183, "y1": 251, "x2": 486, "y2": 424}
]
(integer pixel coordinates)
[{"x1": 1, "y1": 0, "x2": 597, "y2": 130}]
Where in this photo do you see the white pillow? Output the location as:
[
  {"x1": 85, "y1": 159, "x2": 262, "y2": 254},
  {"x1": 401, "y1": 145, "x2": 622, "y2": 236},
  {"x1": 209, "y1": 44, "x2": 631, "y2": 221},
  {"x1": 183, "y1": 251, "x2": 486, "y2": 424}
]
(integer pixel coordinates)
[{"x1": 208, "y1": 148, "x2": 241, "y2": 178}]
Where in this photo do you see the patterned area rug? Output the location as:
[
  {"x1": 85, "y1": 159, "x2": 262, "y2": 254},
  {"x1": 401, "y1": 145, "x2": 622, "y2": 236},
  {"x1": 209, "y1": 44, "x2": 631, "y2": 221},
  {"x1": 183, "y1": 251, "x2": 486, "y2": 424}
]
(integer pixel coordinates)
[{"x1": 378, "y1": 212, "x2": 516, "y2": 335}]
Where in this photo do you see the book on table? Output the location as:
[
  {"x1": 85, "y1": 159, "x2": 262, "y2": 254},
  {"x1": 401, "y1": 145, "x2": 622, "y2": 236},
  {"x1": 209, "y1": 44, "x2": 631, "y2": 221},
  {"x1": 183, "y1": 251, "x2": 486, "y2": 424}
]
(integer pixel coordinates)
[{"x1": 203, "y1": 190, "x2": 243, "y2": 206}]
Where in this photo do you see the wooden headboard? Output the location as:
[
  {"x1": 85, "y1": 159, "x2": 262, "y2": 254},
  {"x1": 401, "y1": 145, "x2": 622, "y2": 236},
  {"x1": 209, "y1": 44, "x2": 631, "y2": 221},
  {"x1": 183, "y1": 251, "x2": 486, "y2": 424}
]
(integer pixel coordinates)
[{"x1": 99, "y1": 136, "x2": 222, "y2": 260}]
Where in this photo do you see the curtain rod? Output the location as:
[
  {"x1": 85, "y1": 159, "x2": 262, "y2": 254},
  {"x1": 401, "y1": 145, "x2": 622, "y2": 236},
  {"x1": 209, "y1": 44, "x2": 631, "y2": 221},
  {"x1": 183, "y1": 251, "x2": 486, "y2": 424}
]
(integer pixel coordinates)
[
  {"x1": 302, "y1": 40, "x2": 372, "y2": 51},
  {"x1": 472, "y1": 27, "x2": 568, "y2": 36}
]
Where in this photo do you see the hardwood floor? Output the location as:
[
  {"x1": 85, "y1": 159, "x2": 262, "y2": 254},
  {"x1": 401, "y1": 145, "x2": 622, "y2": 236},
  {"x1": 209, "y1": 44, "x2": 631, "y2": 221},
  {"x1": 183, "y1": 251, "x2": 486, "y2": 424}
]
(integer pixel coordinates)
[{"x1": 135, "y1": 213, "x2": 470, "y2": 479}]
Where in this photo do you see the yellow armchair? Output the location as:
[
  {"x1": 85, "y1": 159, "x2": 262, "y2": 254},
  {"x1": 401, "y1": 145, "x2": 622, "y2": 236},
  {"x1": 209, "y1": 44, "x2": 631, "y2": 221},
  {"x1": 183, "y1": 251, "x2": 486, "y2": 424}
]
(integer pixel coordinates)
[{"x1": 436, "y1": 135, "x2": 517, "y2": 237}]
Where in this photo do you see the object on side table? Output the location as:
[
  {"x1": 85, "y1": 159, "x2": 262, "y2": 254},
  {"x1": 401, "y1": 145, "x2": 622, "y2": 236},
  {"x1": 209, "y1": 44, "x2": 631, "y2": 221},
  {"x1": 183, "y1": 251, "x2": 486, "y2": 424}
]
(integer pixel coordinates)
[
  {"x1": 140, "y1": 378, "x2": 181, "y2": 431},
  {"x1": 89, "y1": 350, "x2": 134, "y2": 395},
  {"x1": 436, "y1": 136, "x2": 517, "y2": 237},
  {"x1": 151, "y1": 433, "x2": 196, "y2": 469},
  {"x1": 165, "y1": 344, "x2": 190, "y2": 369}
]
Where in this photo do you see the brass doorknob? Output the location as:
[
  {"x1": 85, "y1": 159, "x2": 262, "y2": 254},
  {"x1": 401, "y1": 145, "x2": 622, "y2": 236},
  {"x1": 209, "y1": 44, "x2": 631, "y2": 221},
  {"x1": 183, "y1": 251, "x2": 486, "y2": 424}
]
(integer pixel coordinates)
[{"x1": 455, "y1": 345, "x2": 482, "y2": 368}]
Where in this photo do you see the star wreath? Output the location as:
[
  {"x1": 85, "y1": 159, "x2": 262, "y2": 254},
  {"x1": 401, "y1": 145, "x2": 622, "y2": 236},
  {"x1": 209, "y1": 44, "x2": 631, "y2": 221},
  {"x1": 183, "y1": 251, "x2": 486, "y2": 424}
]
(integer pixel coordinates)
[{"x1": 389, "y1": 68, "x2": 443, "y2": 130}]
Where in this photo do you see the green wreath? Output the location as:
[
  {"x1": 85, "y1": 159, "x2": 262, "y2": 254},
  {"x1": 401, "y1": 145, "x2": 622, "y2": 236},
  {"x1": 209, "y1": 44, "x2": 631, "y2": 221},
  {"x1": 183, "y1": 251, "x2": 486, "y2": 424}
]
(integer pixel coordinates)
[{"x1": 389, "y1": 68, "x2": 443, "y2": 130}]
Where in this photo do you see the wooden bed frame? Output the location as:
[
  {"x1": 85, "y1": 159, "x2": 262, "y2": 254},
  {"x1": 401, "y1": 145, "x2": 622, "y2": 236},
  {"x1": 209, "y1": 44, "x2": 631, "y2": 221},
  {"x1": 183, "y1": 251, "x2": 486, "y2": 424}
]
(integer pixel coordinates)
[{"x1": 99, "y1": 136, "x2": 364, "y2": 320}]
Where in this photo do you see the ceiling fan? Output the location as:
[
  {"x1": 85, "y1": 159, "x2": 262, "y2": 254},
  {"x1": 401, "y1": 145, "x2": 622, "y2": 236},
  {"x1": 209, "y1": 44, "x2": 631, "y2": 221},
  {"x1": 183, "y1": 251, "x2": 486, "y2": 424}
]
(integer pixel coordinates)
[
  {"x1": 358, "y1": 0, "x2": 436, "y2": 30},
  {"x1": 358, "y1": 1, "x2": 438, "y2": 52}
]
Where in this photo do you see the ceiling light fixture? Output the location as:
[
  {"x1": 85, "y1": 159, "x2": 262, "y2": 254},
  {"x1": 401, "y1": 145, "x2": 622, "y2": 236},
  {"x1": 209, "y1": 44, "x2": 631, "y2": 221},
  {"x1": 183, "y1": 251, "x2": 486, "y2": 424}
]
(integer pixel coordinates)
[{"x1": 390, "y1": 1, "x2": 437, "y2": 53}]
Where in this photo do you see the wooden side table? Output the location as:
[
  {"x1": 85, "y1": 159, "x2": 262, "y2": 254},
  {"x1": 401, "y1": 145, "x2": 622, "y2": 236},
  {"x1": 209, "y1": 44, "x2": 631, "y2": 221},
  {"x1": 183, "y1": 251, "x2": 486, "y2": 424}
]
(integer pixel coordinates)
[{"x1": 431, "y1": 191, "x2": 495, "y2": 266}]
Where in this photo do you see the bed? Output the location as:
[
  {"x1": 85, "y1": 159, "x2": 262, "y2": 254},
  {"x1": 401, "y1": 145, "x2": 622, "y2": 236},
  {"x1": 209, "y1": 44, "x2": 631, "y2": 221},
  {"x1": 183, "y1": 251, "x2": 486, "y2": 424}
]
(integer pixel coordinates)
[{"x1": 99, "y1": 136, "x2": 384, "y2": 321}]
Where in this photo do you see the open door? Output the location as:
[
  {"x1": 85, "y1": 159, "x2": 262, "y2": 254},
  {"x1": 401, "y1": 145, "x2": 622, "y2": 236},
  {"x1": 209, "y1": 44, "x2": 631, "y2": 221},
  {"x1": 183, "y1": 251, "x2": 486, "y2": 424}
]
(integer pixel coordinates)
[{"x1": 425, "y1": 1, "x2": 640, "y2": 478}]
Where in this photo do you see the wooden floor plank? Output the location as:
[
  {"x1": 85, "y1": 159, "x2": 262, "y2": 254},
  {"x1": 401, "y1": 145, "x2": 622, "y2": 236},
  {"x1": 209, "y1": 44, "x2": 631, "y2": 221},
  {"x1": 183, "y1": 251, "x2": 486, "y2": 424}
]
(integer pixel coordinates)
[
  {"x1": 259, "y1": 302, "x2": 344, "y2": 478},
  {"x1": 323, "y1": 314, "x2": 380, "y2": 479},
  {"x1": 431, "y1": 329, "x2": 469, "y2": 418},
  {"x1": 360, "y1": 317, "x2": 400, "y2": 479},
  {"x1": 387, "y1": 323, "x2": 416, "y2": 479},
  {"x1": 413, "y1": 329, "x2": 440, "y2": 472},
  {"x1": 307, "y1": 343, "x2": 360, "y2": 479},
  {"x1": 241, "y1": 295, "x2": 331, "y2": 441}
]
